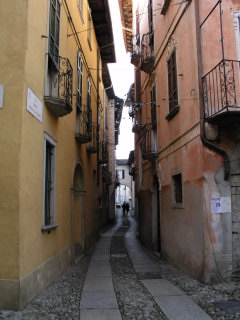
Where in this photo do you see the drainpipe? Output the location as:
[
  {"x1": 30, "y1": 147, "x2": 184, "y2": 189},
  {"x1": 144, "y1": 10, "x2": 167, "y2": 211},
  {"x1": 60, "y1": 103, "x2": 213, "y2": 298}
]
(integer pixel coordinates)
[{"x1": 194, "y1": 0, "x2": 230, "y2": 180}]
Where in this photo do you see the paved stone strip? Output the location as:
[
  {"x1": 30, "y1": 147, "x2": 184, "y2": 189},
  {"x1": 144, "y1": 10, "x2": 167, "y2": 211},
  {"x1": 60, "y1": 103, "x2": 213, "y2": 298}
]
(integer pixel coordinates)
[
  {"x1": 80, "y1": 232, "x2": 122, "y2": 320},
  {"x1": 111, "y1": 216, "x2": 168, "y2": 320},
  {"x1": 0, "y1": 256, "x2": 90, "y2": 320},
  {"x1": 127, "y1": 213, "x2": 240, "y2": 320}
]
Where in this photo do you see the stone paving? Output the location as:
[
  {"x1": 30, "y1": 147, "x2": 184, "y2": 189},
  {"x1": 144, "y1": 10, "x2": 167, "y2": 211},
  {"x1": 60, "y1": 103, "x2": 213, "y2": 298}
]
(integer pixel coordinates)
[
  {"x1": 1, "y1": 210, "x2": 240, "y2": 319},
  {"x1": 111, "y1": 216, "x2": 167, "y2": 320}
]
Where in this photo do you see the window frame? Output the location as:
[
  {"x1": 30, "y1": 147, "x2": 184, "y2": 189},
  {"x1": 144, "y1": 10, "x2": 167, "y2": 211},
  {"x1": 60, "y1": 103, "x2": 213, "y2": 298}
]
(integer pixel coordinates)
[
  {"x1": 233, "y1": 12, "x2": 240, "y2": 62},
  {"x1": 42, "y1": 132, "x2": 58, "y2": 232},
  {"x1": 116, "y1": 170, "x2": 125, "y2": 180},
  {"x1": 48, "y1": 0, "x2": 61, "y2": 68},
  {"x1": 151, "y1": 85, "x2": 157, "y2": 129},
  {"x1": 78, "y1": 0, "x2": 84, "y2": 23},
  {"x1": 76, "y1": 52, "x2": 83, "y2": 111},
  {"x1": 166, "y1": 49, "x2": 180, "y2": 121},
  {"x1": 87, "y1": 7, "x2": 92, "y2": 49},
  {"x1": 171, "y1": 172, "x2": 184, "y2": 208}
]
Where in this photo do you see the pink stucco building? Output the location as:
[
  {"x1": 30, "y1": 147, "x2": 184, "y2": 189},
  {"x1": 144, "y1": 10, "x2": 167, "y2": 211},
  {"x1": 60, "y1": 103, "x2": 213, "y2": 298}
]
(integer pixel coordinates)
[{"x1": 119, "y1": 0, "x2": 240, "y2": 282}]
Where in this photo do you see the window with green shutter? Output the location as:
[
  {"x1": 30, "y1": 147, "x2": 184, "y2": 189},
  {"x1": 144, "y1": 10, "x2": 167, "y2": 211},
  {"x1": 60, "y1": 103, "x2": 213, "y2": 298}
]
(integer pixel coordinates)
[{"x1": 49, "y1": 0, "x2": 60, "y2": 68}]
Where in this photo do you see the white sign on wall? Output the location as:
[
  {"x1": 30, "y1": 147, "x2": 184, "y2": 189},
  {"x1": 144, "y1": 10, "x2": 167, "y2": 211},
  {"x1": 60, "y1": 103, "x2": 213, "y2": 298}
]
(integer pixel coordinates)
[
  {"x1": 0, "y1": 85, "x2": 4, "y2": 108},
  {"x1": 211, "y1": 197, "x2": 231, "y2": 214},
  {"x1": 27, "y1": 87, "x2": 43, "y2": 122}
]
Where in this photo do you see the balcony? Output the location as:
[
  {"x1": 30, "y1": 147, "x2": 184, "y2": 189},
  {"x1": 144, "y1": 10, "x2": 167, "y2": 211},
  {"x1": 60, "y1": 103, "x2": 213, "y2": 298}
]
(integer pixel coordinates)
[
  {"x1": 132, "y1": 118, "x2": 142, "y2": 133},
  {"x1": 102, "y1": 166, "x2": 112, "y2": 185},
  {"x1": 140, "y1": 32, "x2": 155, "y2": 74},
  {"x1": 87, "y1": 123, "x2": 98, "y2": 153},
  {"x1": 44, "y1": 53, "x2": 73, "y2": 117},
  {"x1": 99, "y1": 141, "x2": 108, "y2": 164},
  {"x1": 203, "y1": 59, "x2": 240, "y2": 124},
  {"x1": 142, "y1": 123, "x2": 159, "y2": 160},
  {"x1": 131, "y1": 34, "x2": 141, "y2": 67},
  {"x1": 128, "y1": 106, "x2": 135, "y2": 118},
  {"x1": 75, "y1": 105, "x2": 92, "y2": 143}
]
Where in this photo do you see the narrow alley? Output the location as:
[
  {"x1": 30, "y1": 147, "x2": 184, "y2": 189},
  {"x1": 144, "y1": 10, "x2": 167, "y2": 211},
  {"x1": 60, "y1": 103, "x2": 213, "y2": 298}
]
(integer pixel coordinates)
[{"x1": 1, "y1": 209, "x2": 240, "y2": 320}]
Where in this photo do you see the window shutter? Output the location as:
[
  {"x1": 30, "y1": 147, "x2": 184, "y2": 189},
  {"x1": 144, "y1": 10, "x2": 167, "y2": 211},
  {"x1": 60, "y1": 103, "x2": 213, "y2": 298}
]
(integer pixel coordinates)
[
  {"x1": 49, "y1": 0, "x2": 60, "y2": 67},
  {"x1": 168, "y1": 50, "x2": 178, "y2": 111}
]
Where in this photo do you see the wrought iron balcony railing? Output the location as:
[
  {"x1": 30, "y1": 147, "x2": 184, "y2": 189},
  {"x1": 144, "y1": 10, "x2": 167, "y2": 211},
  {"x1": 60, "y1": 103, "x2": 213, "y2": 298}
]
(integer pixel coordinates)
[
  {"x1": 131, "y1": 34, "x2": 141, "y2": 67},
  {"x1": 140, "y1": 31, "x2": 155, "y2": 74},
  {"x1": 132, "y1": 118, "x2": 142, "y2": 134},
  {"x1": 203, "y1": 59, "x2": 240, "y2": 122},
  {"x1": 44, "y1": 53, "x2": 73, "y2": 117},
  {"x1": 102, "y1": 167, "x2": 112, "y2": 185},
  {"x1": 87, "y1": 122, "x2": 98, "y2": 153},
  {"x1": 99, "y1": 141, "x2": 108, "y2": 164},
  {"x1": 75, "y1": 105, "x2": 92, "y2": 143},
  {"x1": 142, "y1": 123, "x2": 159, "y2": 160},
  {"x1": 128, "y1": 106, "x2": 135, "y2": 118}
]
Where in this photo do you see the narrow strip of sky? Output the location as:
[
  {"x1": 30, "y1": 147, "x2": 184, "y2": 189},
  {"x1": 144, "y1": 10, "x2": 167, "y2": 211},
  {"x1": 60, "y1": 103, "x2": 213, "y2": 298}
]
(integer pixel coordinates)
[{"x1": 108, "y1": 0, "x2": 134, "y2": 159}]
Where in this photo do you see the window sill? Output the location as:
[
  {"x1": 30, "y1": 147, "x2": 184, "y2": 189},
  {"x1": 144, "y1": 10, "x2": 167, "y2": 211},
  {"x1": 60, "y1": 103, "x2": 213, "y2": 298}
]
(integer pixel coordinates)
[
  {"x1": 165, "y1": 105, "x2": 180, "y2": 121},
  {"x1": 41, "y1": 224, "x2": 59, "y2": 234},
  {"x1": 172, "y1": 203, "x2": 184, "y2": 209}
]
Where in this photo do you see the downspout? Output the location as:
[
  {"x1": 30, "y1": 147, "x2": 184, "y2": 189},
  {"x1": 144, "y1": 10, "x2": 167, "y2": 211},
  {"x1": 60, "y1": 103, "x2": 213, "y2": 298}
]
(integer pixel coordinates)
[{"x1": 194, "y1": 0, "x2": 230, "y2": 181}]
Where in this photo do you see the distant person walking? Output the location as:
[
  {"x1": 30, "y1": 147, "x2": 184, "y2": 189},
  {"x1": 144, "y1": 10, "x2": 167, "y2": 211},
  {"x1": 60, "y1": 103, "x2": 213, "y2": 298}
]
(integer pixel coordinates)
[
  {"x1": 125, "y1": 202, "x2": 129, "y2": 215},
  {"x1": 122, "y1": 202, "x2": 126, "y2": 216}
]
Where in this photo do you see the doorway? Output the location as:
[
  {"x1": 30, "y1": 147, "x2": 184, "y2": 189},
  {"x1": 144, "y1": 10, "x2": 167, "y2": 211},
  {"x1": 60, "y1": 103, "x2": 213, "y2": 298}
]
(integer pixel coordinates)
[
  {"x1": 72, "y1": 162, "x2": 85, "y2": 263},
  {"x1": 153, "y1": 175, "x2": 161, "y2": 252}
]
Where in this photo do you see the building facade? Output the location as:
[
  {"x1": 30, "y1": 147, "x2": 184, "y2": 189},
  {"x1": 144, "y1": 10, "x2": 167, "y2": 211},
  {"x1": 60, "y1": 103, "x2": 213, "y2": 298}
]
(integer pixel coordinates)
[
  {"x1": 0, "y1": 0, "x2": 118, "y2": 310},
  {"x1": 116, "y1": 159, "x2": 135, "y2": 208},
  {"x1": 119, "y1": 0, "x2": 240, "y2": 283}
]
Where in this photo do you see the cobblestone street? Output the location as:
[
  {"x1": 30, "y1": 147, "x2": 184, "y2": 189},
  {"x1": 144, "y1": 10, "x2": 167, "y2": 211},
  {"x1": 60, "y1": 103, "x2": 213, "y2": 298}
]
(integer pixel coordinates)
[{"x1": 1, "y1": 210, "x2": 240, "y2": 319}]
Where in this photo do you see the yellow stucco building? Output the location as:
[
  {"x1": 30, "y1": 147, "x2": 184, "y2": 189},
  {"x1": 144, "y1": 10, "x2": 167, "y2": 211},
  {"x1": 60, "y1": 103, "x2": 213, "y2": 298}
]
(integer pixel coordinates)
[{"x1": 0, "y1": 0, "x2": 117, "y2": 310}]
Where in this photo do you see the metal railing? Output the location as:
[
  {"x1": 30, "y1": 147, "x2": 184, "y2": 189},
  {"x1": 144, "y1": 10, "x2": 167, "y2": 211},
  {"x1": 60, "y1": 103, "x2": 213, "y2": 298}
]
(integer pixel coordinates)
[
  {"x1": 142, "y1": 123, "x2": 158, "y2": 160},
  {"x1": 132, "y1": 118, "x2": 142, "y2": 133},
  {"x1": 203, "y1": 59, "x2": 240, "y2": 120},
  {"x1": 99, "y1": 141, "x2": 108, "y2": 164},
  {"x1": 75, "y1": 105, "x2": 92, "y2": 143},
  {"x1": 141, "y1": 31, "x2": 154, "y2": 73},
  {"x1": 131, "y1": 34, "x2": 141, "y2": 67},
  {"x1": 87, "y1": 122, "x2": 98, "y2": 153},
  {"x1": 47, "y1": 53, "x2": 73, "y2": 108}
]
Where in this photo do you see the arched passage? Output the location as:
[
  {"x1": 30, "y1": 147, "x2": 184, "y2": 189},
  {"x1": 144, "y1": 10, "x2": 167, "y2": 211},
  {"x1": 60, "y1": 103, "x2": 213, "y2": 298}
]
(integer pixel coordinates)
[{"x1": 71, "y1": 159, "x2": 85, "y2": 263}]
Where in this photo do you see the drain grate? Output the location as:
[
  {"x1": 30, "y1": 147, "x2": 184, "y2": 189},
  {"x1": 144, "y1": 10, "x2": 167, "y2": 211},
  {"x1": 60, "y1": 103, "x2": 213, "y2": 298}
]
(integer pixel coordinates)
[
  {"x1": 138, "y1": 272, "x2": 162, "y2": 280},
  {"x1": 215, "y1": 300, "x2": 240, "y2": 312}
]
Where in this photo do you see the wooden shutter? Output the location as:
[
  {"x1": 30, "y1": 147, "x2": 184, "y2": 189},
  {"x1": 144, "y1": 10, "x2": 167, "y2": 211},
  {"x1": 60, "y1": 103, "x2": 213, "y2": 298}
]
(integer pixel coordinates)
[{"x1": 168, "y1": 50, "x2": 178, "y2": 111}]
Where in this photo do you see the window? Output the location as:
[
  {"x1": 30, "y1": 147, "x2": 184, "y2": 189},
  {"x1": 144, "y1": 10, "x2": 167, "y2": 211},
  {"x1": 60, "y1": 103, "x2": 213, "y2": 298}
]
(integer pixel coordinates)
[
  {"x1": 78, "y1": 0, "x2": 84, "y2": 22},
  {"x1": 87, "y1": 8, "x2": 92, "y2": 48},
  {"x1": 166, "y1": 49, "x2": 180, "y2": 120},
  {"x1": 168, "y1": 50, "x2": 178, "y2": 111},
  {"x1": 151, "y1": 85, "x2": 157, "y2": 129},
  {"x1": 116, "y1": 170, "x2": 125, "y2": 180},
  {"x1": 77, "y1": 52, "x2": 83, "y2": 110},
  {"x1": 43, "y1": 133, "x2": 56, "y2": 228},
  {"x1": 172, "y1": 173, "x2": 183, "y2": 206},
  {"x1": 49, "y1": 0, "x2": 60, "y2": 67},
  {"x1": 234, "y1": 13, "x2": 240, "y2": 61},
  {"x1": 86, "y1": 77, "x2": 92, "y2": 131},
  {"x1": 148, "y1": 0, "x2": 154, "y2": 44}
]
